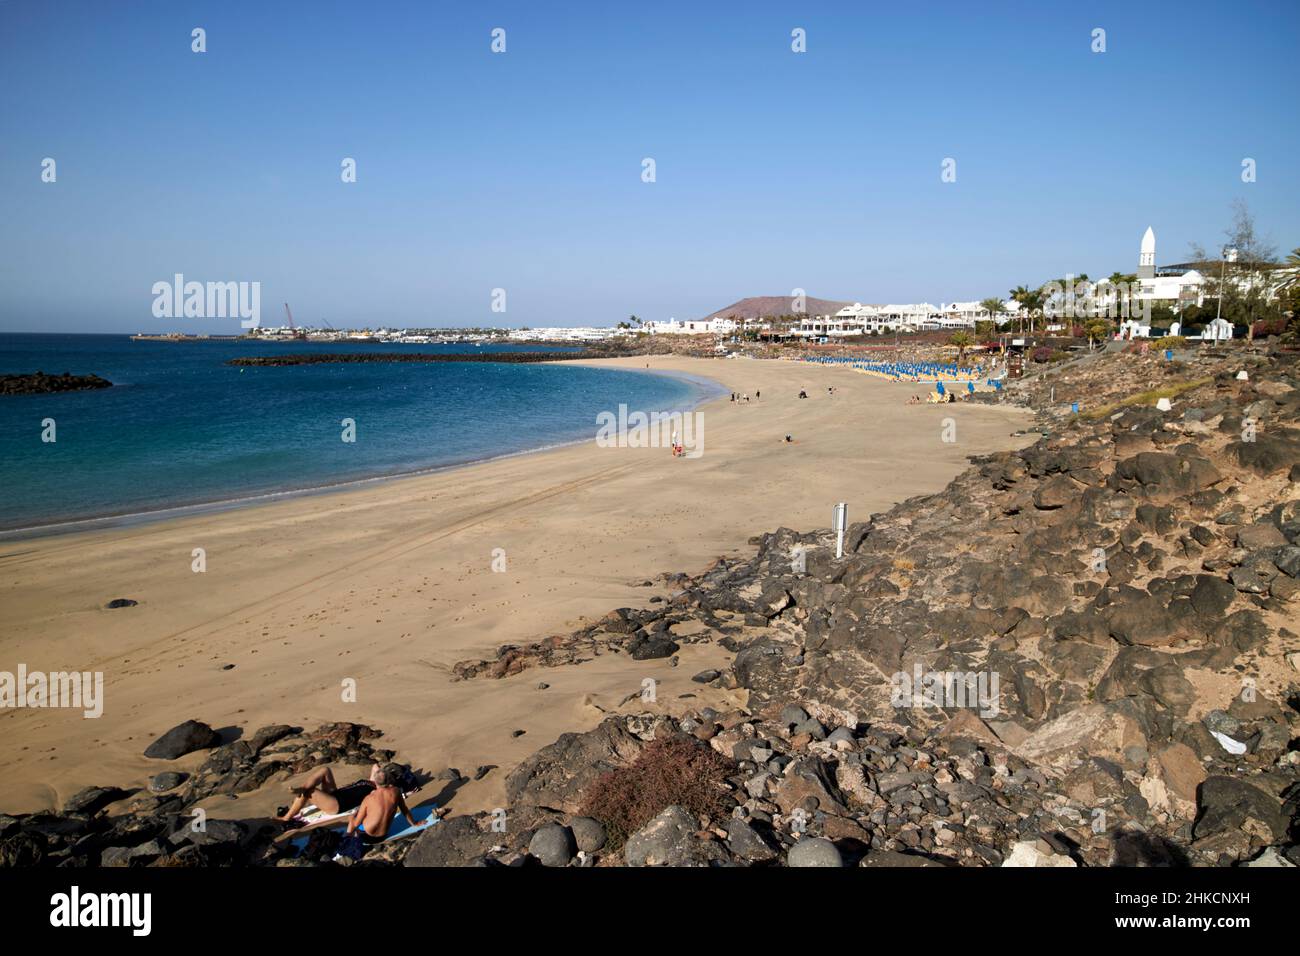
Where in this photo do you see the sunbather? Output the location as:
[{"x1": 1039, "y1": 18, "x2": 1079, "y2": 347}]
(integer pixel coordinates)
[
  {"x1": 344, "y1": 766, "x2": 421, "y2": 843},
  {"x1": 278, "y1": 762, "x2": 387, "y2": 821}
]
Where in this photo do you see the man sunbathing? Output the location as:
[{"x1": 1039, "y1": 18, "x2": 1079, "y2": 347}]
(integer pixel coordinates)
[{"x1": 344, "y1": 766, "x2": 421, "y2": 843}]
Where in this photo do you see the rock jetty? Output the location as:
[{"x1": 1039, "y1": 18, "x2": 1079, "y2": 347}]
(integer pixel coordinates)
[
  {"x1": 1, "y1": 372, "x2": 112, "y2": 396},
  {"x1": 227, "y1": 351, "x2": 600, "y2": 367}
]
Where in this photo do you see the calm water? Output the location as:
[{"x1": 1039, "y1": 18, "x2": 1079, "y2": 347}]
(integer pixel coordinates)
[{"x1": 0, "y1": 334, "x2": 717, "y2": 533}]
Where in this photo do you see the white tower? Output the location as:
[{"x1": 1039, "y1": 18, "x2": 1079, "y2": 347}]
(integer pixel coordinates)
[{"x1": 1138, "y1": 226, "x2": 1156, "y2": 279}]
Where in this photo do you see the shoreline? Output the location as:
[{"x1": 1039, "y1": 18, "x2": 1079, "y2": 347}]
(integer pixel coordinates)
[
  {"x1": 0, "y1": 363, "x2": 727, "y2": 541},
  {"x1": 0, "y1": 356, "x2": 1034, "y2": 816}
]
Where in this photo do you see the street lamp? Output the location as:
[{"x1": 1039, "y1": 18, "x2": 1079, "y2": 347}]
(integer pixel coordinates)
[{"x1": 1216, "y1": 246, "x2": 1238, "y2": 323}]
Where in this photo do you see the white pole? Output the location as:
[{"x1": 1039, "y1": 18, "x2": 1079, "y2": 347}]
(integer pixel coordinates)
[{"x1": 833, "y1": 502, "x2": 847, "y2": 559}]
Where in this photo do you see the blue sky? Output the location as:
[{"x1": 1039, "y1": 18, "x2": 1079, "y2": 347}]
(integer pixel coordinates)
[{"x1": 2, "y1": 0, "x2": 1297, "y2": 333}]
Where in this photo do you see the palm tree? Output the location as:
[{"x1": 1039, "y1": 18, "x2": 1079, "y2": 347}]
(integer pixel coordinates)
[
  {"x1": 1285, "y1": 248, "x2": 1300, "y2": 269},
  {"x1": 1025, "y1": 289, "x2": 1045, "y2": 334},
  {"x1": 950, "y1": 331, "x2": 974, "y2": 366},
  {"x1": 1003, "y1": 287, "x2": 1024, "y2": 332},
  {"x1": 979, "y1": 297, "x2": 1005, "y2": 327},
  {"x1": 1010, "y1": 285, "x2": 1045, "y2": 334}
]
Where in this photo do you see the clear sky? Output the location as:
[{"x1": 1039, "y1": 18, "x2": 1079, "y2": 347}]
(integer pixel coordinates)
[{"x1": 2, "y1": 0, "x2": 1297, "y2": 333}]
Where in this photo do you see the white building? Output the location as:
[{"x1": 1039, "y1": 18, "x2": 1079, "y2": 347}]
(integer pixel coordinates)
[
  {"x1": 874, "y1": 303, "x2": 943, "y2": 330},
  {"x1": 1131, "y1": 227, "x2": 1205, "y2": 308},
  {"x1": 504, "y1": 327, "x2": 631, "y2": 343},
  {"x1": 1117, "y1": 318, "x2": 1151, "y2": 339},
  {"x1": 938, "y1": 301, "x2": 1018, "y2": 328},
  {"x1": 1038, "y1": 229, "x2": 1206, "y2": 322},
  {"x1": 792, "y1": 305, "x2": 890, "y2": 337},
  {"x1": 1201, "y1": 318, "x2": 1233, "y2": 341},
  {"x1": 791, "y1": 300, "x2": 1023, "y2": 337},
  {"x1": 643, "y1": 316, "x2": 739, "y2": 335}
]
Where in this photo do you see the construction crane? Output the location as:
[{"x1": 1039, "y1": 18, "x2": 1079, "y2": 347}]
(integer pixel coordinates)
[{"x1": 284, "y1": 302, "x2": 306, "y2": 339}]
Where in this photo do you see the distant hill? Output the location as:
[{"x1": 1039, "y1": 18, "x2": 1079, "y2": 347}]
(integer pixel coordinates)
[{"x1": 699, "y1": 295, "x2": 854, "y2": 322}]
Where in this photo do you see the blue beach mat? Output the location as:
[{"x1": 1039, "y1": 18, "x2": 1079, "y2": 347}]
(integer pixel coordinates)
[{"x1": 289, "y1": 802, "x2": 440, "y2": 854}]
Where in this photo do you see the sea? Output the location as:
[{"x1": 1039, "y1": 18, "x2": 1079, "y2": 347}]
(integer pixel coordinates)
[{"x1": 0, "y1": 334, "x2": 720, "y2": 535}]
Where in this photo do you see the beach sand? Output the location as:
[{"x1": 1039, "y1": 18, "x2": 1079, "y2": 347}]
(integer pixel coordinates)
[{"x1": 0, "y1": 356, "x2": 1033, "y2": 817}]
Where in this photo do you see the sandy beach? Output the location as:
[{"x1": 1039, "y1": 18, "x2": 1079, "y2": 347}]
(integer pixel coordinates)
[{"x1": 0, "y1": 356, "x2": 1033, "y2": 817}]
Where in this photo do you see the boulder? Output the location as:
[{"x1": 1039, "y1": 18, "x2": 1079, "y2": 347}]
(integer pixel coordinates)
[
  {"x1": 1002, "y1": 840, "x2": 1077, "y2": 867},
  {"x1": 623, "y1": 806, "x2": 726, "y2": 867},
  {"x1": 143, "y1": 720, "x2": 221, "y2": 760},
  {"x1": 1014, "y1": 704, "x2": 1146, "y2": 772},
  {"x1": 1114, "y1": 452, "x2": 1222, "y2": 497},
  {"x1": 1236, "y1": 523, "x2": 1288, "y2": 549},
  {"x1": 1107, "y1": 597, "x2": 1187, "y2": 647},
  {"x1": 859, "y1": 849, "x2": 949, "y2": 867},
  {"x1": 505, "y1": 718, "x2": 646, "y2": 814},
  {"x1": 724, "y1": 818, "x2": 778, "y2": 863},
  {"x1": 248, "y1": 724, "x2": 299, "y2": 754},
  {"x1": 1190, "y1": 575, "x2": 1236, "y2": 617},
  {"x1": 405, "y1": 815, "x2": 500, "y2": 867},
  {"x1": 62, "y1": 786, "x2": 128, "y2": 816},
  {"x1": 1140, "y1": 744, "x2": 1205, "y2": 819},
  {"x1": 1033, "y1": 474, "x2": 1078, "y2": 510},
  {"x1": 1243, "y1": 847, "x2": 1296, "y2": 868},
  {"x1": 1229, "y1": 431, "x2": 1300, "y2": 475},
  {"x1": 568, "y1": 816, "x2": 607, "y2": 854},
  {"x1": 527, "y1": 823, "x2": 576, "y2": 867},
  {"x1": 787, "y1": 837, "x2": 843, "y2": 868},
  {"x1": 627, "y1": 635, "x2": 680, "y2": 660},
  {"x1": 147, "y1": 772, "x2": 186, "y2": 793},
  {"x1": 773, "y1": 757, "x2": 847, "y2": 815},
  {"x1": 1193, "y1": 777, "x2": 1288, "y2": 846}
]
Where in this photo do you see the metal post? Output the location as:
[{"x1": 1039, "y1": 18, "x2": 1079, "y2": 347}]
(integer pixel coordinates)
[
  {"x1": 833, "y1": 502, "x2": 847, "y2": 559},
  {"x1": 1216, "y1": 252, "x2": 1226, "y2": 322}
]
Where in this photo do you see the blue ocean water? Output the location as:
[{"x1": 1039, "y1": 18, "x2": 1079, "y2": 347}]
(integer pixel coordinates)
[{"x1": 0, "y1": 334, "x2": 717, "y2": 533}]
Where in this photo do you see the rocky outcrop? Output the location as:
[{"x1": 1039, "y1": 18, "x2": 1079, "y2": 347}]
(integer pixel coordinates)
[
  {"x1": 0, "y1": 723, "x2": 405, "y2": 868},
  {"x1": 473, "y1": 348, "x2": 1300, "y2": 867},
  {"x1": 1, "y1": 372, "x2": 112, "y2": 395}
]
